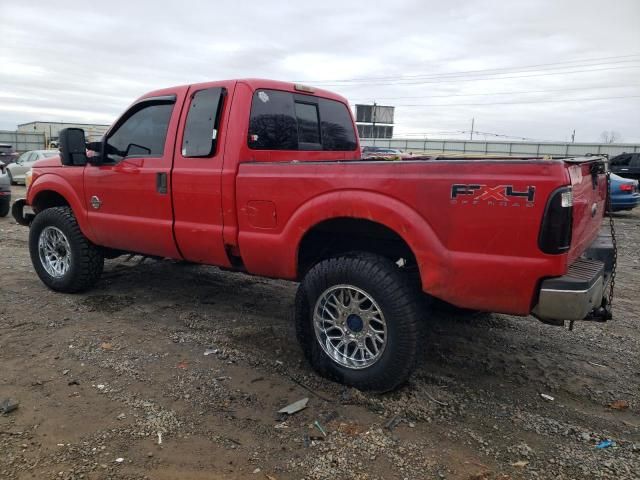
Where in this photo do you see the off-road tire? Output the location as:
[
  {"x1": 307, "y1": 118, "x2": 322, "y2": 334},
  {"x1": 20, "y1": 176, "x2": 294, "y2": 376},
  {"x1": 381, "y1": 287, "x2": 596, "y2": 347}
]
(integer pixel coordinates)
[
  {"x1": 29, "y1": 207, "x2": 104, "y2": 292},
  {"x1": 295, "y1": 252, "x2": 423, "y2": 392},
  {"x1": 0, "y1": 197, "x2": 9, "y2": 217}
]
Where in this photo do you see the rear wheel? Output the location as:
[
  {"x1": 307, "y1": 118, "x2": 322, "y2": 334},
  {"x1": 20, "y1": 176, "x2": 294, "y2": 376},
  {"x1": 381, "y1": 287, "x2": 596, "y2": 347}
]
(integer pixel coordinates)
[
  {"x1": 7, "y1": 170, "x2": 15, "y2": 185},
  {"x1": 295, "y1": 253, "x2": 423, "y2": 392},
  {"x1": 29, "y1": 207, "x2": 104, "y2": 292}
]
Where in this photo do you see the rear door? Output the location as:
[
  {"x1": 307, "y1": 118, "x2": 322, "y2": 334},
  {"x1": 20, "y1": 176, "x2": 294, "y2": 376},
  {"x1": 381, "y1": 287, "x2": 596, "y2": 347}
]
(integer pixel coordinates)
[
  {"x1": 171, "y1": 81, "x2": 233, "y2": 266},
  {"x1": 12, "y1": 152, "x2": 35, "y2": 180},
  {"x1": 610, "y1": 154, "x2": 633, "y2": 178},
  {"x1": 629, "y1": 154, "x2": 640, "y2": 180},
  {"x1": 83, "y1": 89, "x2": 188, "y2": 258}
]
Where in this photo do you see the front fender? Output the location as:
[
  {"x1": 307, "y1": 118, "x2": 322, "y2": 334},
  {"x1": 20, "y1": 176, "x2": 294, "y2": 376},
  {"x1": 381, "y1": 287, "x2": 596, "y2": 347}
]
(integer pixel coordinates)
[
  {"x1": 28, "y1": 172, "x2": 97, "y2": 243},
  {"x1": 238, "y1": 189, "x2": 449, "y2": 289}
]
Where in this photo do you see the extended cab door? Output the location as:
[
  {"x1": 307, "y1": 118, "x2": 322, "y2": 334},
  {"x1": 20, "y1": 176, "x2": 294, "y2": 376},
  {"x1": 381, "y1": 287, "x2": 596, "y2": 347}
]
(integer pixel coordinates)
[
  {"x1": 170, "y1": 81, "x2": 234, "y2": 266},
  {"x1": 83, "y1": 89, "x2": 187, "y2": 258}
]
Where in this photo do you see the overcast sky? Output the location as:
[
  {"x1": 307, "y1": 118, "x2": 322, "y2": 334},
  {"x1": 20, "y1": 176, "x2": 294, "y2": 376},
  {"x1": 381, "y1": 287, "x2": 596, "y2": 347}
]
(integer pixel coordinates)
[{"x1": 1, "y1": 0, "x2": 639, "y2": 142}]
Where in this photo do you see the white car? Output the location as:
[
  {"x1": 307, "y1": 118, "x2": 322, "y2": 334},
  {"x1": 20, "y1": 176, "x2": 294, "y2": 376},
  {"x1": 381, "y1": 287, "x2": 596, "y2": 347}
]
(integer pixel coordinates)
[{"x1": 6, "y1": 150, "x2": 58, "y2": 185}]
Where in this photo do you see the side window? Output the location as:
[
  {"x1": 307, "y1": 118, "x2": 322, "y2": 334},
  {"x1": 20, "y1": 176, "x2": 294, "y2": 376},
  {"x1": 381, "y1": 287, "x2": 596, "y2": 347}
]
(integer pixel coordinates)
[
  {"x1": 318, "y1": 98, "x2": 358, "y2": 151},
  {"x1": 182, "y1": 87, "x2": 225, "y2": 157},
  {"x1": 106, "y1": 101, "x2": 174, "y2": 162},
  {"x1": 611, "y1": 155, "x2": 631, "y2": 167},
  {"x1": 248, "y1": 89, "x2": 357, "y2": 152},
  {"x1": 248, "y1": 90, "x2": 297, "y2": 150},
  {"x1": 631, "y1": 154, "x2": 640, "y2": 167}
]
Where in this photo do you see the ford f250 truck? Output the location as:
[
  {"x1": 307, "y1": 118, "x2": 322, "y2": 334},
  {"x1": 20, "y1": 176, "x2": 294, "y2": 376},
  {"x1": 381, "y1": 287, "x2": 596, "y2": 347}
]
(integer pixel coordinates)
[{"x1": 12, "y1": 79, "x2": 615, "y2": 391}]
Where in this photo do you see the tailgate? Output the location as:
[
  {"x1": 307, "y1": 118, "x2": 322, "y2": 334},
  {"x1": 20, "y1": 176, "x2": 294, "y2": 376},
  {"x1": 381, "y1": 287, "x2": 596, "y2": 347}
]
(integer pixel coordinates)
[{"x1": 565, "y1": 157, "x2": 608, "y2": 264}]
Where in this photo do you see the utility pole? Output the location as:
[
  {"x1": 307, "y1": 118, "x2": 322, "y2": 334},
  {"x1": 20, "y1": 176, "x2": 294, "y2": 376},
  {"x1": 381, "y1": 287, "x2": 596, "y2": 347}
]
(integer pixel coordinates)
[
  {"x1": 571, "y1": 129, "x2": 575, "y2": 143},
  {"x1": 470, "y1": 117, "x2": 475, "y2": 140},
  {"x1": 372, "y1": 102, "x2": 377, "y2": 140}
]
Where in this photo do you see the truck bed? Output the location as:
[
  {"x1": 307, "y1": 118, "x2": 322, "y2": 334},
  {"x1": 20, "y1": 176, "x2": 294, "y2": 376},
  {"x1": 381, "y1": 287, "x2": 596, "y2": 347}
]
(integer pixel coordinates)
[{"x1": 235, "y1": 156, "x2": 607, "y2": 315}]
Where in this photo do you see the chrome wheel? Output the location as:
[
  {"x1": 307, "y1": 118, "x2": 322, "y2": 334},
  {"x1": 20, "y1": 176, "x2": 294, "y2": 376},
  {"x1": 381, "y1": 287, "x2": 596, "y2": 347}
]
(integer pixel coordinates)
[
  {"x1": 313, "y1": 285, "x2": 387, "y2": 369},
  {"x1": 38, "y1": 226, "x2": 72, "y2": 278}
]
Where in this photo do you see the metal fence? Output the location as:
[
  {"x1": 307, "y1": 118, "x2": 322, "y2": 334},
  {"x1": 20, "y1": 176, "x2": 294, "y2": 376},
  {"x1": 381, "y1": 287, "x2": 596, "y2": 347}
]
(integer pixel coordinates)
[
  {"x1": 360, "y1": 138, "x2": 640, "y2": 157},
  {"x1": 0, "y1": 130, "x2": 46, "y2": 152}
]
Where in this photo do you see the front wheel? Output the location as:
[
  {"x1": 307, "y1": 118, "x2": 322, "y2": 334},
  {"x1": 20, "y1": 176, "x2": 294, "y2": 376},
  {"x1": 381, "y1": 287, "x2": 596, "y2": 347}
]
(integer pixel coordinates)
[
  {"x1": 295, "y1": 253, "x2": 423, "y2": 392},
  {"x1": 29, "y1": 207, "x2": 104, "y2": 292}
]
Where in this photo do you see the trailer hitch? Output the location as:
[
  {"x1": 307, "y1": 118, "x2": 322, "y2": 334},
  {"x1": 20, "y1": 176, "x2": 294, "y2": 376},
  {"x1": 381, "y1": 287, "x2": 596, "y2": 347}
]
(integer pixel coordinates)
[{"x1": 570, "y1": 298, "x2": 613, "y2": 330}]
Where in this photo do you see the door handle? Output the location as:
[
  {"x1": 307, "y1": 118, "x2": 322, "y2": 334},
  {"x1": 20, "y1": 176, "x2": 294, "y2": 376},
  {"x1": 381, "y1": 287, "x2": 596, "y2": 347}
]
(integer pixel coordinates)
[{"x1": 156, "y1": 172, "x2": 168, "y2": 194}]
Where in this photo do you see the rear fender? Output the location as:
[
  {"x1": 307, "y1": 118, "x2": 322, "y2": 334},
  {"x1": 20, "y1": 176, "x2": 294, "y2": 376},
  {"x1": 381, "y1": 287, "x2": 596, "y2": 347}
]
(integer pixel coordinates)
[{"x1": 239, "y1": 190, "x2": 448, "y2": 288}]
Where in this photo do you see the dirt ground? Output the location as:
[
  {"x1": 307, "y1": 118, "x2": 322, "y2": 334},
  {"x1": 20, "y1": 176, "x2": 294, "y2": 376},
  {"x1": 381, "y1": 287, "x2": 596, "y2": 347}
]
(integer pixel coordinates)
[{"x1": 1, "y1": 184, "x2": 639, "y2": 480}]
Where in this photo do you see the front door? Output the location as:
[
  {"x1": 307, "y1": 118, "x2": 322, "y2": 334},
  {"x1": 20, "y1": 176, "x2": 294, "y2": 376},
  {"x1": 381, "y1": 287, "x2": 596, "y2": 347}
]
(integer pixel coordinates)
[{"x1": 83, "y1": 89, "x2": 187, "y2": 258}]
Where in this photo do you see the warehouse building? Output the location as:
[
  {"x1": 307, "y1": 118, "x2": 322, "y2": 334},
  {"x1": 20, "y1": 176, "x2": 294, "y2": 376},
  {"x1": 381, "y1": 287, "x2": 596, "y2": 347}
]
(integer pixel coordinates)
[{"x1": 17, "y1": 121, "x2": 110, "y2": 143}]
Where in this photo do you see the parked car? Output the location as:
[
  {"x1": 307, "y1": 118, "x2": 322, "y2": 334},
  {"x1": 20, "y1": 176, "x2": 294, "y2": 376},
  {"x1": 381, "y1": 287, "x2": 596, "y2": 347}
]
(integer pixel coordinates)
[
  {"x1": 0, "y1": 143, "x2": 17, "y2": 165},
  {"x1": 361, "y1": 146, "x2": 410, "y2": 159},
  {"x1": 6, "y1": 150, "x2": 59, "y2": 184},
  {"x1": 0, "y1": 162, "x2": 11, "y2": 217},
  {"x1": 609, "y1": 173, "x2": 640, "y2": 212},
  {"x1": 12, "y1": 79, "x2": 614, "y2": 391},
  {"x1": 609, "y1": 152, "x2": 640, "y2": 181}
]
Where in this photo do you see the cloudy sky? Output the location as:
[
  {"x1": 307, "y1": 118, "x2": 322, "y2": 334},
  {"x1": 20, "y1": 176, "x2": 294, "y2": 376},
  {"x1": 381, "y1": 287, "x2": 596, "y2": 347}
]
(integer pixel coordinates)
[{"x1": 1, "y1": 0, "x2": 639, "y2": 142}]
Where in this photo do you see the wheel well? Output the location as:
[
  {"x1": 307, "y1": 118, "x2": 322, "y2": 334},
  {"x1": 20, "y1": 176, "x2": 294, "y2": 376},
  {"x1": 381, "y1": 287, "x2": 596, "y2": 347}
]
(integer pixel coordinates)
[
  {"x1": 297, "y1": 218, "x2": 419, "y2": 280},
  {"x1": 32, "y1": 191, "x2": 70, "y2": 213}
]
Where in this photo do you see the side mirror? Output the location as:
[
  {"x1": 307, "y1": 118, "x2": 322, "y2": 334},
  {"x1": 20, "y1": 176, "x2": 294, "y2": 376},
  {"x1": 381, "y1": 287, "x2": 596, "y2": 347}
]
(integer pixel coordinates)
[{"x1": 59, "y1": 128, "x2": 88, "y2": 166}]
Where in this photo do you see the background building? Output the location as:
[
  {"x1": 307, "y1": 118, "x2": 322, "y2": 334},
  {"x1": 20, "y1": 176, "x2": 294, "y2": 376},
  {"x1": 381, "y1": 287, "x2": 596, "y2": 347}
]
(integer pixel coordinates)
[
  {"x1": 17, "y1": 121, "x2": 110, "y2": 143},
  {"x1": 354, "y1": 104, "x2": 394, "y2": 139}
]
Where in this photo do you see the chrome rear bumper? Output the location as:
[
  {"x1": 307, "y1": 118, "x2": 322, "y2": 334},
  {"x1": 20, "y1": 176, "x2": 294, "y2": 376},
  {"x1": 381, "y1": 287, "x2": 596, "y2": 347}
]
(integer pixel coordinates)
[{"x1": 533, "y1": 230, "x2": 614, "y2": 323}]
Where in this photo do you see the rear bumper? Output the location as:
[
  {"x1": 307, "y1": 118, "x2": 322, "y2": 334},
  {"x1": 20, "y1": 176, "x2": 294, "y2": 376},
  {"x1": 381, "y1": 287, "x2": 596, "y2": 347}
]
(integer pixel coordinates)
[
  {"x1": 532, "y1": 229, "x2": 613, "y2": 322},
  {"x1": 611, "y1": 193, "x2": 640, "y2": 211}
]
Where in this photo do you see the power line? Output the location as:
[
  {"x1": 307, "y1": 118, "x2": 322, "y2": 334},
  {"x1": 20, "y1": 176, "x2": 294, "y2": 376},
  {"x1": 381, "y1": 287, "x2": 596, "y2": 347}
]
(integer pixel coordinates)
[
  {"x1": 315, "y1": 65, "x2": 640, "y2": 88},
  {"x1": 393, "y1": 94, "x2": 640, "y2": 107},
  {"x1": 395, "y1": 130, "x2": 542, "y2": 141},
  {"x1": 348, "y1": 84, "x2": 640, "y2": 101},
  {"x1": 296, "y1": 54, "x2": 640, "y2": 84},
  {"x1": 323, "y1": 59, "x2": 640, "y2": 84}
]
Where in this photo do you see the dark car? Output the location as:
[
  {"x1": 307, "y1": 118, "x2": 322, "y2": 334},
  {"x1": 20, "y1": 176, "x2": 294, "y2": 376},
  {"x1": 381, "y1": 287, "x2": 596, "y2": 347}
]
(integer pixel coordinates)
[
  {"x1": 0, "y1": 144, "x2": 17, "y2": 165},
  {"x1": 0, "y1": 161, "x2": 11, "y2": 217},
  {"x1": 609, "y1": 152, "x2": 640, "y2": 181}
]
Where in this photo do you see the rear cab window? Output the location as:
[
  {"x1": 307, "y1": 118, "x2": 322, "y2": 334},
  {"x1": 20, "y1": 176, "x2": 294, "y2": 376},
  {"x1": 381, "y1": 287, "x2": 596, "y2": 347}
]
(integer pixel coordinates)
[{"x1": 248, "y1": 89, "x2": 357, "y2": 152}]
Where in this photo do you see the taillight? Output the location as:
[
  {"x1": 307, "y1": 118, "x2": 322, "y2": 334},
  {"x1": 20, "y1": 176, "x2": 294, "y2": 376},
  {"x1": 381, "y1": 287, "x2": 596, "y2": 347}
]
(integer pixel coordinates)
[
  {"x1": 539, "y1": 186, "x2": 573, "y2": 254},
  {"x1": 620, "y1": 184, "x2": 634, "y2": 193}
]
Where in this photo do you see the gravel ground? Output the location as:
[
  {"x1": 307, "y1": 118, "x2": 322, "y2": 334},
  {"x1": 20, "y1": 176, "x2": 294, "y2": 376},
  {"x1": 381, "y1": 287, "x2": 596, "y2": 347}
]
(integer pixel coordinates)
[{"x1": 1, "y1": 184, "x2": 639, "y2": 479}]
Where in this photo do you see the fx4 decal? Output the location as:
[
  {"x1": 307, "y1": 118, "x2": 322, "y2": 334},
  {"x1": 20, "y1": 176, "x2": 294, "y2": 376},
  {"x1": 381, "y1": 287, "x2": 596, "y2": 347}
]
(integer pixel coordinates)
[{"x1": 451, "y1": 184, "x2": 536, "y2": 207}]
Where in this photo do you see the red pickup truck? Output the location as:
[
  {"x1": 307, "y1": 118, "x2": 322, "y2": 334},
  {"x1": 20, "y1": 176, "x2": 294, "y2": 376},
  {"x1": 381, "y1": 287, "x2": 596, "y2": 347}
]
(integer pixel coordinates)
[{"x1": 13, "y1": 79, "x2": 615, "y2": 391}]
